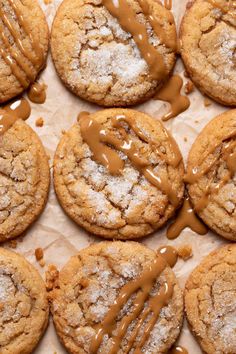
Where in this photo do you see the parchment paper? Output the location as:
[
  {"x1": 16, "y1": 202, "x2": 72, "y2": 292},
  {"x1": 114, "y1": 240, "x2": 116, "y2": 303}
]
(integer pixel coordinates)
[{"x1": 4, "y1": 0, "x2": 230, "y2": 352}]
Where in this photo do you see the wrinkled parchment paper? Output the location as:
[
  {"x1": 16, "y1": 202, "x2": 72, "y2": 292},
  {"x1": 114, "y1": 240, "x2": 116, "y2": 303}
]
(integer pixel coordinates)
[{"x1": 4, "y1": 0, "x2": 230, "y2": 352}]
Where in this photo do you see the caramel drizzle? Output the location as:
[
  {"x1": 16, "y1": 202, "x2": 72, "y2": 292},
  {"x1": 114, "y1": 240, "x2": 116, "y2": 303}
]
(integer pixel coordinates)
[
  {"x1": 185, "y1": 133, "x2": 236, "y2": 212},
  {"x1": 169, "y1": 345, "x2": 188, "y2": 354},
  {"x1": 0, "y1": 98, "x2": 31, "y2": 135},
  {"x1": 167, "y1": 197, "x2": 208, "y2": 239},
  {"x1": 102, "y1": 0, "x2": 167, "y2": 80},
  {"x1": 90, "y1": 253, "x2": 174, "y2": 354},
  {"x1": 137, "y1": 0, "x2": 176, "y2": 51},
  {"x1": 78, "y1": 112, "x2": 182, "y2": 207},
  {"x1": 157, "y1": 245, "x2": 178, "y2": 267},
  {"x1": 154, "y1": 75, "x2": 190, "y2": 121},
  {"x1": 0, "y1": 0, "x2": 44, "y2": 88},
  {"x1": 27, "y1": 82, "x2": 47, "y2": 104}
]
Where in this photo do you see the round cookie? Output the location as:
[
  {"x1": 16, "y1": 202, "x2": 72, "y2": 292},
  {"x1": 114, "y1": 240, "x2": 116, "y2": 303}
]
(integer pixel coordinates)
[
  {"x1": 0, "y1": 119, "x2": 50, "y2": 242},
  {"x1": 185, "y1": 244, "x2": 236, "y2": 354},
  {"x1": 0, "y1": 0, "x2": 49, "y2": 104},
  {"x1": 180, "y1": 0, "x2": 236, "y2": 106},
  {"x1": 0, "y1": 247, "x2": 49, "y2": 354},
  {"x1": 51, "y1": 241, "x2": 184, "y2": 354},
  {"x1": 51, "y1": 0, "x2": 177, "y2": 107},
  {"x1": 53, "y1": 109, "x2": 184, "y2": 239},
  {"x1": 186, "y1": 109, "x2": 236, "y2": 241}
]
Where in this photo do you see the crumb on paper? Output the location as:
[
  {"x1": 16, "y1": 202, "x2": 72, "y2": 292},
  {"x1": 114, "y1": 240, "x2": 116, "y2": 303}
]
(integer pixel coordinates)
[
  {"x1": 61, "y1": 129, "x2": 66, "y2": 135},
  {"x1": 184, "y1": 137, "x2": 188, "y2": 142},
  {"x1": 204, "y1": 97, "x2": 212, "y2": 107},
  {"x1": 184, "y1": 80, "x2": 194, "y2": 94},
  {"x1": 45, "y1": 264, "x2": 59, "y2": 291},
  {"x1": 39, "y1": 259, "x2": 46, "y2": 268},
  {"x1": 9, "y1": 240, "x2": 17, "y2": 249},
  {"x1": 177, "y1": 245, "x2": 193, "y2": 261},
  {"x1": 35, "y1": 117, "x2": 44, "y2": 127},
  {"x1": 195, "y1": 120, "x2": 199, "y2": 124},
  {"x1": 35, "y1": 247, "x2": 44, "y2": 261}
]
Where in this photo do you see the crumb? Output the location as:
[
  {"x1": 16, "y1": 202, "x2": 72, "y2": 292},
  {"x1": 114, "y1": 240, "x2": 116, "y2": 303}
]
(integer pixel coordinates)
[
  {"x1": 45, "y1": 264, "x2": 59, "y2": 291},
  {"x1": 184, "y1": 137, "x2": 188, "y2": 142},
  {"x1": 184, "y1": 80, "x2": 194, "y2": 94},
  {"x1": 0, "y1": 303, "x2": 4, "y2": 310},
  {"x1": 195, "y1": 120, "x2": 199, "y2": 124},
  {"x1": 177, "y1": 245, "x2": 193, "y2": 261},
  {"x1": 35, "y1": 247, "x2": 44, "y2": 261},
  {"x1": 35, "y1": 117, "x2": 44, "y2": 127},
  {"x1": 9, "y1": 240, "x2": 17, "y2": 248},
  {"x1": 61, "y1": 129, "x2": 66, "y2": 135},
  {"x1": 184, "y1": 71, "x2": 189, "y2": 78},
  {"x1": 80, "y1": 278, "x2": 89, "y2": 288},
  {"x1": 204, "y1": 97, "x2": 212, "y2": 107},
  {"x1": 47, "y1": 154, "x2": 51, "y2": 161},
  {"x1": 39, "y1": 259, "x2": 46, "y2": 268}
]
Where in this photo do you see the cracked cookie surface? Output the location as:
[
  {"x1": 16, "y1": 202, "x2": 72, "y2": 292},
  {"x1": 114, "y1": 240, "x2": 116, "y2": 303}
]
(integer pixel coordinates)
[
  {"x1": 0, "y1": 247, "x2": 49, "y2": 354},
  {"x1": 51, "y1": 0, "x2": 177, "y2": 107},
  {"x1": 186, "y1": 110, "x2": 236, "y2": 241},
  {"x1": 51, "y1": 241, "x2": 184, "y2": 354},
  {"x1": 180, "y1": 0, "x2": 236, "y2": 106},
  {"x1": 185, "y1": 244, "x2": 236, "y2": 354},
  {"x1": 0, "y1": 119, "x2": 50, "y2": 242},
  {"x1": 53, "y1": 109, "x2": 184, "y2": 239},
  {"x1": 0, "y1": 0, "x2": 49, "y2": 103}
]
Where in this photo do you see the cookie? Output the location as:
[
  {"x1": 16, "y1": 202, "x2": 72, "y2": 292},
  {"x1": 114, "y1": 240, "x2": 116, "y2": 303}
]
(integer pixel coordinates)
[
  {"x1": 0, "y1": 0, "x2": 49, "y2": 104},
  {"x1": 51, "y1": 241, "x2": 184, "y2": 354},
  {"x1": 180, "y1": 0, "x2": 236, "y2": 106},
  {"x1": 53, "y1": 109, "x2": 184, "y2": 239},
  {"x1": 185, "y1": 244, "x2": 236, "y2": 354},
  {"x1": 51, "y1": 0, "x2": 177, "y2": 107},
  {"x1": 0, "y1": 119, "x2": 50, "y2": 242},
  {"x1": 0, "y1": 247, "x2": 49, "y2": 354},
  {"x1": 186, "y1": 109, "x2": 236, "y2": 241}
]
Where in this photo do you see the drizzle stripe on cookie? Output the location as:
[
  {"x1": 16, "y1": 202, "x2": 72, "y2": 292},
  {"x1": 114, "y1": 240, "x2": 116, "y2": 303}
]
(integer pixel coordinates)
[
  {"x1": 102, "y1": 0, "x2": 167, "y2": 80},
  {"x1": 0, "y1": 0, "x2": 44, "y2": 87},
  {"x1": 186, "y1": 133, "x2": 236, "y2": 211},
  {"x1": 78, "y1": 112, "x2": 182, "y2": 206},
  {"x1": 90, "y1": 253, "x2": 174, "y2": 353},
  {"x1": 0, "y1": 98, "x2": 31, "y2": 135}
]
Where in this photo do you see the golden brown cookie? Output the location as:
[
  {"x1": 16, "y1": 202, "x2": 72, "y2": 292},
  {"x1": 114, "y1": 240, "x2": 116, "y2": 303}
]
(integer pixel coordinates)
[
  {"x1": 185, "y1": 244, "x2": 236, "y2": 354},
  {"x1": 53, "y1": 109, "x2": 184, "y2": 239},
  {"x1": 0, "y1": 119, "x2": 50, "y2": 242},
  {"x1": 180, "y1": 0, "x2": 236, "y2": 106},
  {"x1": 51, "y1": 0, "x2": 177, "y2": 107},
  {"x1": 51, "y1": 241, "x2": 184, "y2": 354},
  {"x1": 0, "y1": 0, "x2": 49, "y2": 104},
  {"x1": 186, "y1": 109, "x2": 236, "y2": 241},
  {"x1": 0, "y1": 247, "x2": 49, "y2": 354}
]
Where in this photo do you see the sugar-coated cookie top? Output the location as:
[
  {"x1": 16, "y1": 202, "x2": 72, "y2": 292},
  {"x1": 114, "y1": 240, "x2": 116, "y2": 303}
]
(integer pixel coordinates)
[
  {"x1": 180, "y1": 0, "x2": 236, "y2": 105},
  {"x1": 51, "y1": 0, "x2": 177, "y2": 106},
  {"x1": 0, "y1": 0, "x2": 49, "y2": 103},
  {"x1": 185, "y1": 244, "x2": 236, "y2": 354},
  {"x1": 0, "y1": 248, "x2": 49, "y2": 354},
  {"x1": 51, "y1": 241, "x2": 183, "y2": 354}
]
